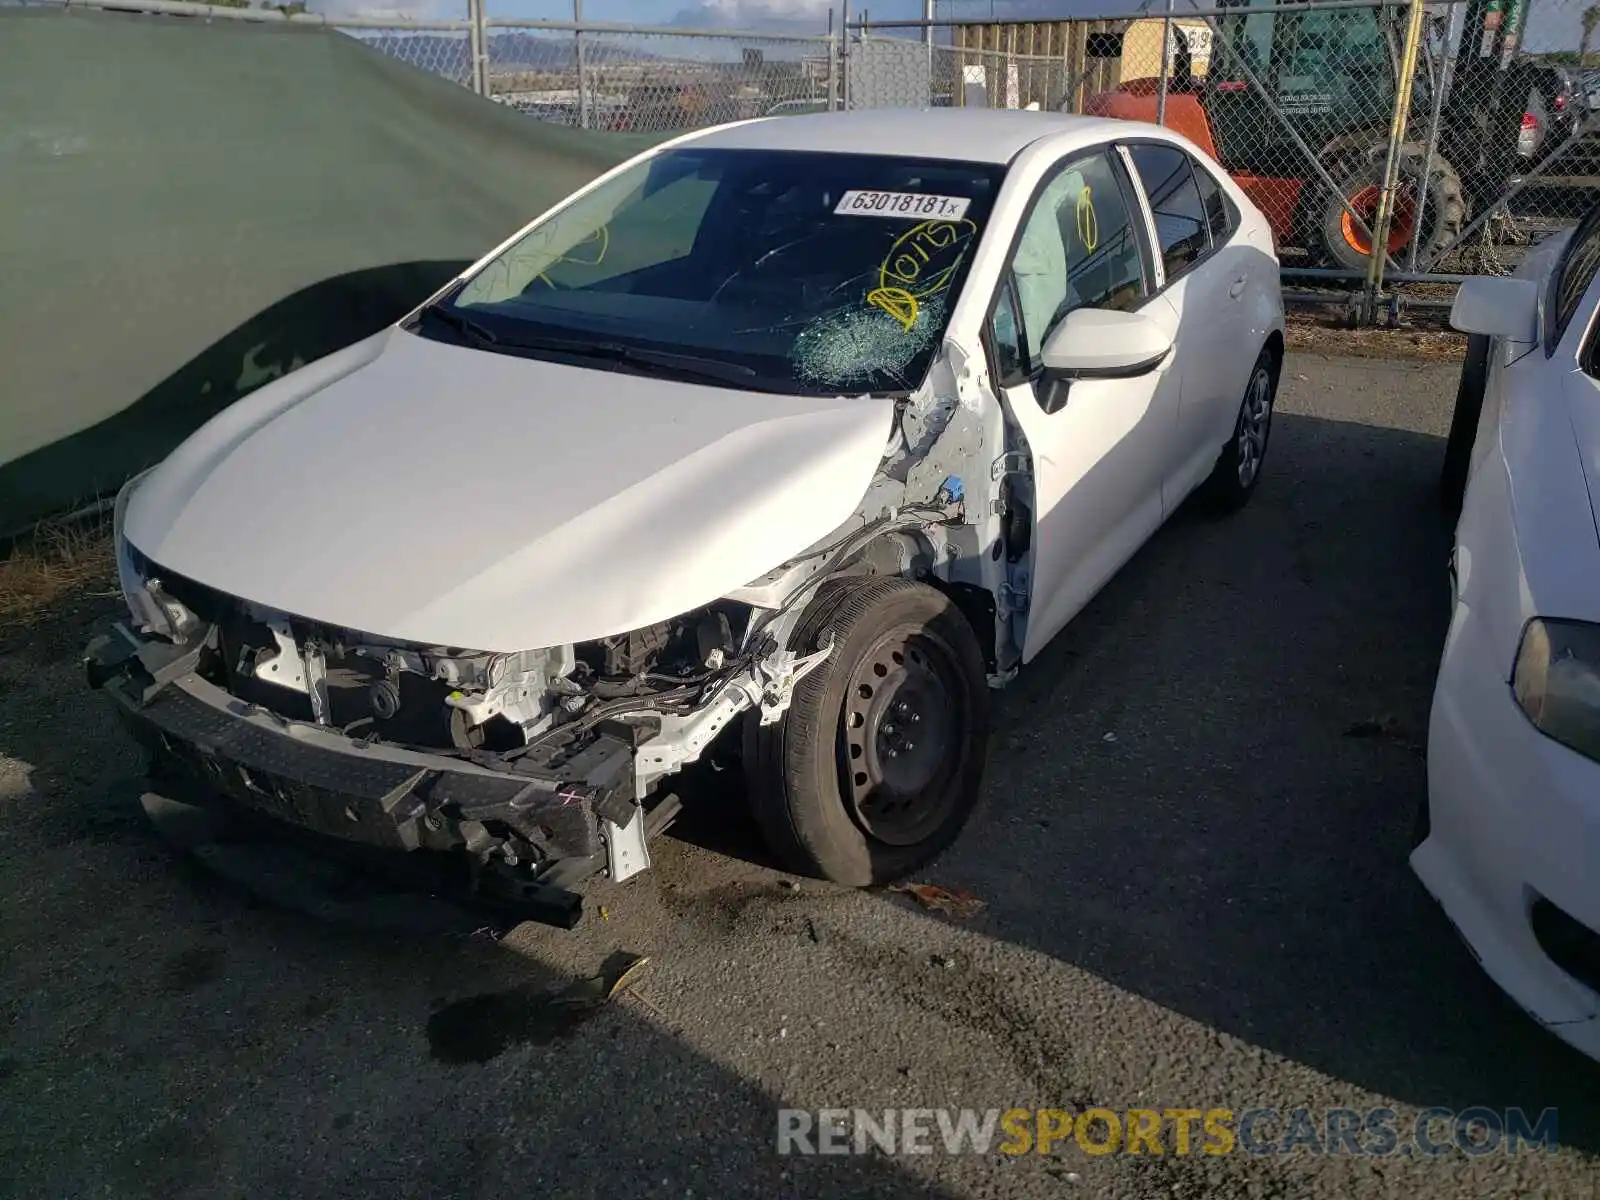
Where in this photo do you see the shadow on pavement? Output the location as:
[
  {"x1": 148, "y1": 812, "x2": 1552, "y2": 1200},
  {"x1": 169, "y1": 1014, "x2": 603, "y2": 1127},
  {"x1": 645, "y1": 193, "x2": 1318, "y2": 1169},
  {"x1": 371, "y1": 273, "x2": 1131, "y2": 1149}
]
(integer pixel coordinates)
[
  {"x1": 654, "y1": 403, "x2": 1600, "y2": 1154},
  {"x1": 609, "y1": 403, "x2": 1600, "y2": 1157},
  {"x1": 4, "y1": 401, "x2": 1597, "y2": 1194},
  {"x1": 929, "y1": 409, "x2": 1600, "y2": 1153},
  {"x1": 0, "y1": 772, "x2": 960, "y2": 1198}
]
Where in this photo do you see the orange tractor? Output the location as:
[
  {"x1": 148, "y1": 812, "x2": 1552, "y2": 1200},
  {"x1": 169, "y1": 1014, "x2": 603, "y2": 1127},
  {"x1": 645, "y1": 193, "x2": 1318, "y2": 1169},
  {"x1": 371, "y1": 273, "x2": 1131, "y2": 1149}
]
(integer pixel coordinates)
[{"x1": 1084, "y1": 0, "x2": 1533, "y2": 270}]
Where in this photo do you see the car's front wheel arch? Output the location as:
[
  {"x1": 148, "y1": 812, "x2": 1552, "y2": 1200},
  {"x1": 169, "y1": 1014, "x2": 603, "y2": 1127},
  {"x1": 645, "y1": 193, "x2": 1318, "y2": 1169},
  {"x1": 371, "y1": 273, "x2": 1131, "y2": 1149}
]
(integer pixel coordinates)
[{"x1": 742, "y1": 576, "x2": 991, "y2": 886}]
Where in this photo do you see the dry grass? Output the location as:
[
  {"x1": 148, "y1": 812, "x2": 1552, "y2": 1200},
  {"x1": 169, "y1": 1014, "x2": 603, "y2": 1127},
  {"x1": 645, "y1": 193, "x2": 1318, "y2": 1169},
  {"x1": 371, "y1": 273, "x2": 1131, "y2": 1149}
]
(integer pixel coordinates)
[
  {"x1": 1286, "y1": 312, "x2": 1467, "y2": 362},
  {"x1": 0, "y1": 510, "x2": 117, "y2": 632}
]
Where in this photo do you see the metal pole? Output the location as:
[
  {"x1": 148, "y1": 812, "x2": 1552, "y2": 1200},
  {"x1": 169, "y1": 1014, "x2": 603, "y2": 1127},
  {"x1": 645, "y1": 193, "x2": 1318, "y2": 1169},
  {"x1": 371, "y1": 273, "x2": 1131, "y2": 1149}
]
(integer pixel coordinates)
[
  {"x1": 1156, "y1": 0, "x2": 1174, "y2": 125},
  {"x1": 1406, "y1": 1, "x2": 1457, "y2": 271},
  {"x1": 1363, "y1": 0, "x2": 1428, "y2": 323},
  {"x1": 841, "y1": 0, "x2": 852, "y2": 110},
  {"x1": 467, "y1": 0, "x2": 488, "y2": 95},
  {"x1": 827, "y1": 7, "x2": 838, "y2": 111},
  {"x1": 574, "y1": 0, "x2": 590, "y2": 130},
  {"x1": 925, "y1": 0, "x2": 935, "y2": 105}
]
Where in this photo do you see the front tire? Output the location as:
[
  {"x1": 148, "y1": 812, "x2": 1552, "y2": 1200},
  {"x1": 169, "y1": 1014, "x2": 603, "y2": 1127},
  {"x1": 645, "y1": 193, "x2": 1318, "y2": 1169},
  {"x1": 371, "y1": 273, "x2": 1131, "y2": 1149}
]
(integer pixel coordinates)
[
  {"x1": 744, "y1": 577, "x2": 990, "y2": 886},
  {"x1": 1199, "y1": 347, "x2": 1278, "y2": 513}
]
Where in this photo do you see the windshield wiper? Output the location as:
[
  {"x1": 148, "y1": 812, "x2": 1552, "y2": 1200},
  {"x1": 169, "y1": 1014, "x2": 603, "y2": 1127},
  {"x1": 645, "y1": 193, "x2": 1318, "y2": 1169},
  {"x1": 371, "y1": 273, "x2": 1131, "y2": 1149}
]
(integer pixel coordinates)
[
  {"x1": 417, "y1": 309, "x2": 759, "y2": 387},
  {"x1": 416, "y1": 302, "x2": 498, "y2": 346},
  {"x1": 490, "y1": 329, "x2": 758, "y2": 386}
]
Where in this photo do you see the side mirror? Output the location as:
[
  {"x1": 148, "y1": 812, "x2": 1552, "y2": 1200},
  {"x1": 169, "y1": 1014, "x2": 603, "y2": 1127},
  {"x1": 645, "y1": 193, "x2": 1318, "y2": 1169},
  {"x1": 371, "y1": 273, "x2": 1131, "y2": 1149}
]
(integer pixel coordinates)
[
  {"x1": 1451, "y1": 276, "x2": 1539, "y2": 341},
  {"x1": 1040, "y1": 308, "x2": 1174, "y2": 379}
]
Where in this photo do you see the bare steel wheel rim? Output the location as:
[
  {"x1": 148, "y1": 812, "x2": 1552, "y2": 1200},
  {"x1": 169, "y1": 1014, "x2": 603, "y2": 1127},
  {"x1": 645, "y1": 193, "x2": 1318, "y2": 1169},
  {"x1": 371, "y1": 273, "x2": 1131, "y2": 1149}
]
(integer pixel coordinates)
[
  {"x1": 838, "y1": 624, "x2": 967, "y2": 847},
  {"x1": 1236, "y1": 366, "x2": 1273, "y2": 488}
]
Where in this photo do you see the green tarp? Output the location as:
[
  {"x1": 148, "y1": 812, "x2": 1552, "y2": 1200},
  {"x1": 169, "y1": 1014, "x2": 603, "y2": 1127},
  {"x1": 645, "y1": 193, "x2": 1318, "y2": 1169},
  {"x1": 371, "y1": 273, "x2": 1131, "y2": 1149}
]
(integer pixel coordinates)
[{"x1": 0, "y1": 7, "x2": 657, "y2": 535}]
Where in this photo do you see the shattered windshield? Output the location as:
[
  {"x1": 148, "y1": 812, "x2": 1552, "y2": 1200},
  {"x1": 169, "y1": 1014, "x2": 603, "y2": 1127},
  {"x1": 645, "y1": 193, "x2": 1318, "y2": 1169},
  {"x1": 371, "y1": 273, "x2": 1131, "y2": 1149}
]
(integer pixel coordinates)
[{"x1": 439, "y1": 148, "x2": 1004, "y2": 395}]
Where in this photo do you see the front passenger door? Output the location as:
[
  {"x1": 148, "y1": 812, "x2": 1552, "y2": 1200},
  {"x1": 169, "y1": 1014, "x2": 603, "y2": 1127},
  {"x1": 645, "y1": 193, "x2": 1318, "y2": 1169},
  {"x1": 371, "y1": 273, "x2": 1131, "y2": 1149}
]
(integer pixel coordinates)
[{"x1": 986, "y1": 149, "x2": 1182, "y2": 662}]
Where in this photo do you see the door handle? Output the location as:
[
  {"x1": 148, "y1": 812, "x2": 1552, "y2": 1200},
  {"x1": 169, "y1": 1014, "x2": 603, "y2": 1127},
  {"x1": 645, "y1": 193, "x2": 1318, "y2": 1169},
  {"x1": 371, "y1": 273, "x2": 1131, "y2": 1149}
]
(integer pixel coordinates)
[{"x1": 1229, "y1": 276, "x2": 1247, "y2": 299}]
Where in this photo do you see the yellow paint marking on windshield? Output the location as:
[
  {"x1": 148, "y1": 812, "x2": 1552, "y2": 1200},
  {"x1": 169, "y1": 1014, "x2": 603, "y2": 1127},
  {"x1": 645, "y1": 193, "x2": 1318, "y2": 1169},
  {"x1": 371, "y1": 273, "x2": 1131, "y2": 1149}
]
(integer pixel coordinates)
[
  {"x1": 877, "y1": 218, "x2": 978, "y2": 298},
  {"x1": 866, "y1": 218, "x2": 978, "y2": 330},
  {"x1": 536, "y1": 224, "x2": 610, "y2": 288},
  {"x1": 1075, "y1": 187, "x2": 1099, "y2": 252},
  {"x1": 866, "y1": 287, "x2": 919, "y2": 331}
]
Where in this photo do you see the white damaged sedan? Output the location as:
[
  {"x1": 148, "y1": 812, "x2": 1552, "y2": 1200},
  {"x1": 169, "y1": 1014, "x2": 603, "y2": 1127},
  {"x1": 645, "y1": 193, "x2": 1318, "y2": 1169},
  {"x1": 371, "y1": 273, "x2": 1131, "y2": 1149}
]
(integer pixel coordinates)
[{"x1": 88, "y1": 110, "x2": 1283, "y2": 924}]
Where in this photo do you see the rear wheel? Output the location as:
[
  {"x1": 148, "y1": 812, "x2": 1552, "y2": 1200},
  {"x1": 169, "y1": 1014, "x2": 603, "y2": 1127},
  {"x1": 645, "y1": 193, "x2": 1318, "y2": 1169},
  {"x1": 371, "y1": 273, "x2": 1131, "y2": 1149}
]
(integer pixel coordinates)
[
  {"x1": 1318, "y1": 147, "x2": 1466, "y2": 272},
  {"x1": 744, "y1": 577, "x2": 990, "y2": 886},
  {"x1": 1199, "y1": 346, "x2": 1279, "y2": 513}
]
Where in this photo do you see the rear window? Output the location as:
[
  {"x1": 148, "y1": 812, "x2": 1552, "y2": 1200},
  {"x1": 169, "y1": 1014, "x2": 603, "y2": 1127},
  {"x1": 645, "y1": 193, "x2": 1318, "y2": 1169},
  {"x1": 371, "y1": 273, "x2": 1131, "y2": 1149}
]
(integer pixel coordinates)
[
  {"x1": 440, "y1": 148, "x2": 1005, "y2": 396},
  {"x1": 1193, "y1": 160, "x2": 1235, "y2": 245},
  {"x1": 1126, "y1": 143, "x2": 1209, "y2": 278}
]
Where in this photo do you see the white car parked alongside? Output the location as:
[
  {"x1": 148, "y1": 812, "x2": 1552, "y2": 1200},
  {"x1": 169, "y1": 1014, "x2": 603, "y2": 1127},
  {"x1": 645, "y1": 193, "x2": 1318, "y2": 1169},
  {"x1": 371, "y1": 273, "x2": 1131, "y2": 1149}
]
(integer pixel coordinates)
[
  {"x1": 87, "y1": 110, "x2": 1284, "y2": 925},
  {"x1": 1420, "y1": 203, "x2": 1600, "y2": 1061}
]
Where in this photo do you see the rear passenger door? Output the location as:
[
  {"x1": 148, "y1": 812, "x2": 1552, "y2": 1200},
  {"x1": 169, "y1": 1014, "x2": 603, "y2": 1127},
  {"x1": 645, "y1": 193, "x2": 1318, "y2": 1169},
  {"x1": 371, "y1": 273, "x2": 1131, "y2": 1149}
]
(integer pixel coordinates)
[{"x1": 1122, "y1": 141, "x2": 1253, "y2": 505}]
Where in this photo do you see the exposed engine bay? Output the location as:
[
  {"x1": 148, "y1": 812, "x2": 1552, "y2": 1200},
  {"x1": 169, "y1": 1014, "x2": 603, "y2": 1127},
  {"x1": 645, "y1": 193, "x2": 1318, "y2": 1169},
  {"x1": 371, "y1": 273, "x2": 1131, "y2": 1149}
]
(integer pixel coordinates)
[
  {"x1": 200, "y1": 593, "x2": 754, "y2": 757},
  {"x1": 90, "y1": 332, "x2": 1034, "y2": 926}
]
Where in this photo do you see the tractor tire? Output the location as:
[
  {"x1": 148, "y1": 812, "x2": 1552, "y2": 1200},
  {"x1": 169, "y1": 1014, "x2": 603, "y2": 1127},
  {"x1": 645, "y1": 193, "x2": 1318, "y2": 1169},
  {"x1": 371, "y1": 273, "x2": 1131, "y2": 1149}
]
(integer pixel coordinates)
[
  {"x1": 1318, "y1": 146, "x2": 1467, "y2": 273},
  {"x1": 743, "y1": 577, "x2": 990, "y2": 887}
]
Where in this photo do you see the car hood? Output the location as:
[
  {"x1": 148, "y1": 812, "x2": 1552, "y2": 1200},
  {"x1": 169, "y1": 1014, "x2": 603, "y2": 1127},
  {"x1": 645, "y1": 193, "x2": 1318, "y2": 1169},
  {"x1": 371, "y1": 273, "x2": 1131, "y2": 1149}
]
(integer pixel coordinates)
[{"x1": 124, "y1": 327, "x2": 895, "y2": 651}]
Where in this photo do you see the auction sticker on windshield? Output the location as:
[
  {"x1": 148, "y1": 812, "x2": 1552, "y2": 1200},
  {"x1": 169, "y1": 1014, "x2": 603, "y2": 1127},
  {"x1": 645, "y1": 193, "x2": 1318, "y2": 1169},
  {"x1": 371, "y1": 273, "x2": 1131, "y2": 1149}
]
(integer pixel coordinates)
[{"x1": 835, "y1": 190, "x2": 972, "y2": 220}]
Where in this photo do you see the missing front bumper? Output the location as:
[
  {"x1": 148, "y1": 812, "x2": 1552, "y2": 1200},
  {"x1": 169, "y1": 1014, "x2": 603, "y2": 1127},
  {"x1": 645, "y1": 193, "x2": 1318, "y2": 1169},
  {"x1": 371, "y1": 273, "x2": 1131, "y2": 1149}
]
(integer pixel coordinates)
[{"x1": 85, "y1": 623, "x2": 657, "y2": 923}]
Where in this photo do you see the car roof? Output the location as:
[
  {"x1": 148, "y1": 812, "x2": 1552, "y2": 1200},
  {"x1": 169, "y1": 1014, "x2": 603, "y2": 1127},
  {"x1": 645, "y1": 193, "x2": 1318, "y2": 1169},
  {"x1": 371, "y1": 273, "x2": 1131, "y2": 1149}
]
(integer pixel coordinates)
[{"x1": 680, "y1": 108, "x2": 1144, "y2": 165}]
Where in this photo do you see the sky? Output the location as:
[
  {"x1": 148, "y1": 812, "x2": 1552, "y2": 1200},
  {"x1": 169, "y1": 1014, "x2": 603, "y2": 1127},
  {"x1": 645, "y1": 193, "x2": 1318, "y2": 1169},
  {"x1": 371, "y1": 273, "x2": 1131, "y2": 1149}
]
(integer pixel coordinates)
[
  {"x1": 310, "y1": 0, "x2": 1589, "y2": 56},
  {"x1": 310, "y1": 0, "x2": 1152, "y2": 32}
]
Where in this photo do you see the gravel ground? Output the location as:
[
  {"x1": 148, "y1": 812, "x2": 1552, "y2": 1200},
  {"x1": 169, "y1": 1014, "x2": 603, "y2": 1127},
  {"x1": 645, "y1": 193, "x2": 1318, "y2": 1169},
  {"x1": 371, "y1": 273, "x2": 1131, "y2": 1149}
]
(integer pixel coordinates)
[{"x1": 3, "y1": 352, "x2": 1598, "y2": 1200}]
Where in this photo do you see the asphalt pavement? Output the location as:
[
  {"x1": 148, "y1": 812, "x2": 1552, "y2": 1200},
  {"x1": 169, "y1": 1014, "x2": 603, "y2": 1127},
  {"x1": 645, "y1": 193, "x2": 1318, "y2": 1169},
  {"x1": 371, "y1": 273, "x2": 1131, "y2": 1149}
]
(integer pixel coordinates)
[{"x1": 2, "y1": 351, "x2": 1598, "y2": 1199}]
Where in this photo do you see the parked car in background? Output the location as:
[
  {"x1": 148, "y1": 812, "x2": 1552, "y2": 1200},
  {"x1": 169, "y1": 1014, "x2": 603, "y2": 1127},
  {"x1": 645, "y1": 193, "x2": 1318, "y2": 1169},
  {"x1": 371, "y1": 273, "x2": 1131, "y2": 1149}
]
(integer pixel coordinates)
[
  {"x1": 1421, "y1": 199, "x2": 1600, "y2": 1062},
  {"x1": 766, "y1": 98, "x2": 831, "y2": 117},
  {"x1": 1519, "y1": 64, "x2": 1584, "y2": 170},
  {"x1": 88, "y1": 110, "x2": 1283, "y2": 926}
]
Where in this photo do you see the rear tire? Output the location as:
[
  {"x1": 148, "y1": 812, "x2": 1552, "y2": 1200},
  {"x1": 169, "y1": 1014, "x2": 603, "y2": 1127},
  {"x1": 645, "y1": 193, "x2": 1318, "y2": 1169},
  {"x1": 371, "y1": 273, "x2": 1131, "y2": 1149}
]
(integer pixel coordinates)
[
  {"x1": 1199, "y1": 347, "x2": 1279, "y2": 514},
  {"x1": 744, "y1": 577, "x2": 990, "y2": 886},
  {"x1": 1318, "y1": 147, "x2": 1466, "y2": 273},
  {"x1": 1440, "y1": 333, "x2": 1491, "y2": 514}
]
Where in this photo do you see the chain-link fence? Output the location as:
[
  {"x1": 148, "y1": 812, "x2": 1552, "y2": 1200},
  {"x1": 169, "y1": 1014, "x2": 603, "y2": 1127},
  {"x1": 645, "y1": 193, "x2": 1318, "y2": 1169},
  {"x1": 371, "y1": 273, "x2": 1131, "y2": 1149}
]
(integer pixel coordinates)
[
  {"x1": 846, "y1": 20, "x2": 1103, "y2": 113},
  {"x1": 345, "y1": 27, "x2": 474, "y2": 87},
  {"x1": 486, "y1": 24, "x2": 836, "y2": 133},
  {"x1": 14, "y1": 0, "x2": 838, "y2": 135},
  {"x1": 847, "y1": 2, "x2": 1600, "y2": 312},
  {"x1": 25, "y1": 0, "x2": 1600, "y2": 313},
  {"x1": 1403, "y1": 0, "x2": 1600, "y2": 278},
  {"x1": 1180, "y1": 1, "x2": 1439, "y2": 286}
]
